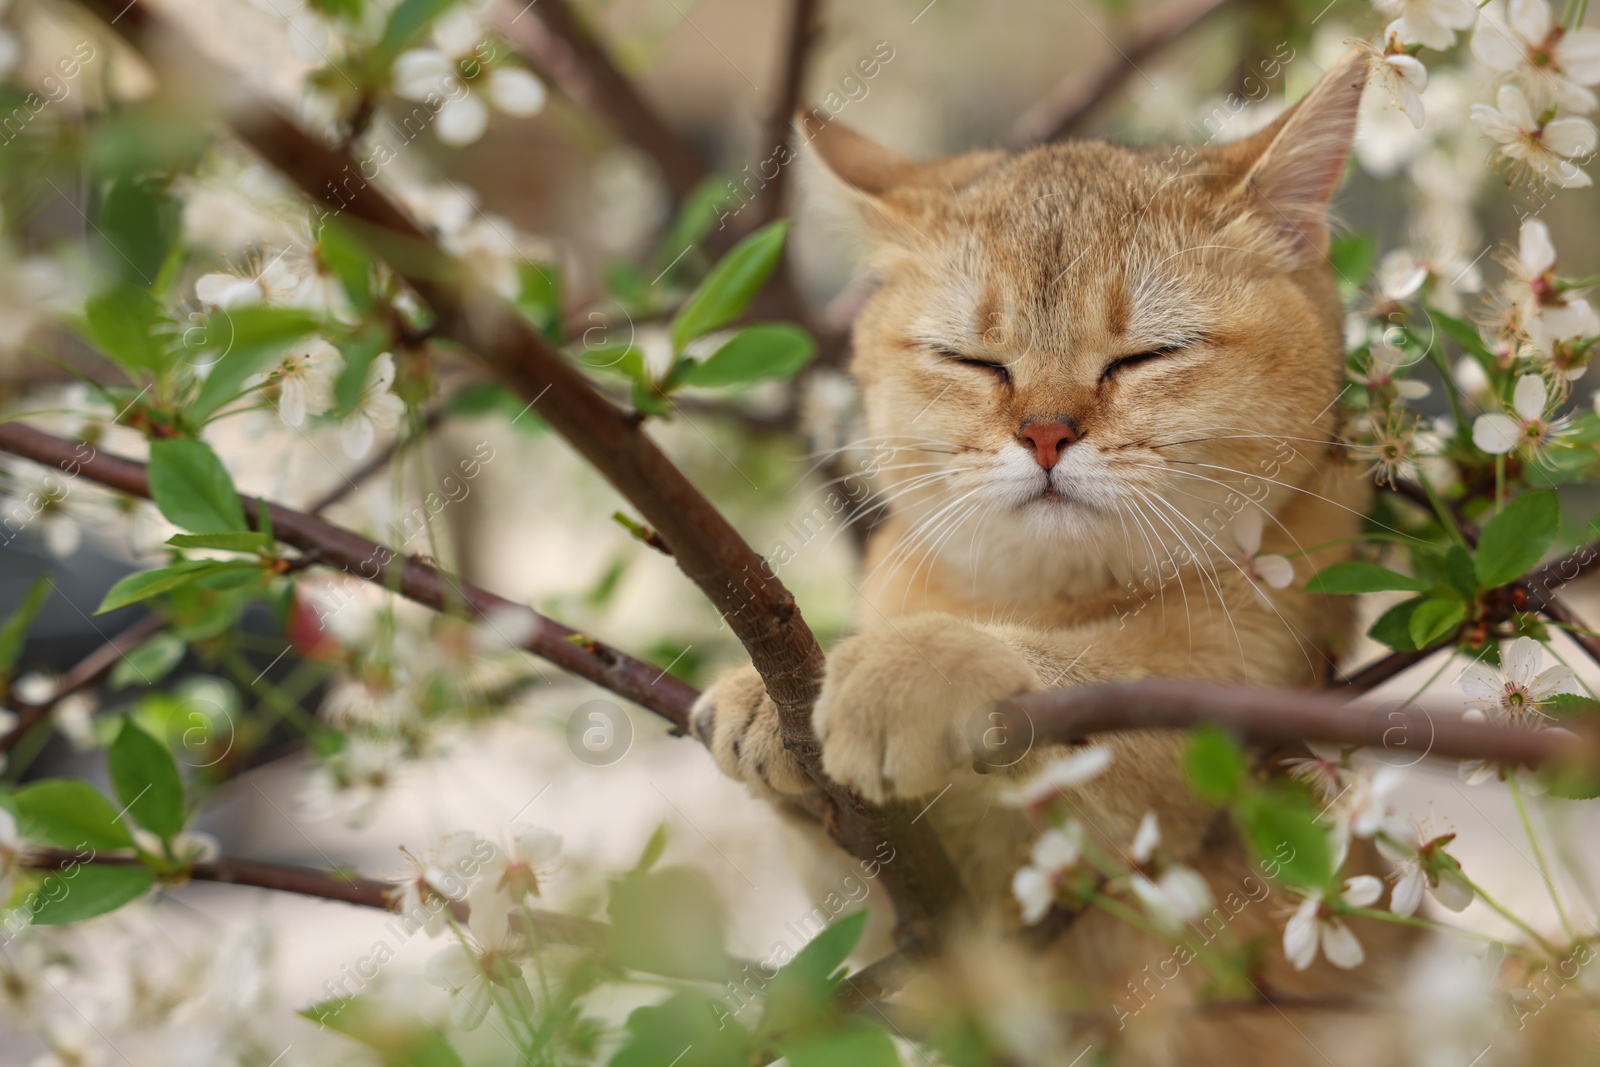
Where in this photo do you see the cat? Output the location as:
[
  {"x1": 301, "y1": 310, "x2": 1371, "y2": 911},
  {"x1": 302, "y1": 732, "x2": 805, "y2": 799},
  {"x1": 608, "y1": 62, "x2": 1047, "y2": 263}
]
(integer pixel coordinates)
[{"x1": 691, "y1": 50, "x2": 1419, "y2": 1065}]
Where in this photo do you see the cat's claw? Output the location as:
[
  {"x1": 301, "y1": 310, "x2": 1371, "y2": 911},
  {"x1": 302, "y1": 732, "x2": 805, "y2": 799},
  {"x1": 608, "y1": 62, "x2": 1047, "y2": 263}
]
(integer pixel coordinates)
[{"x1": 690, "y1": 666, "x2": 812, "y2": 797}]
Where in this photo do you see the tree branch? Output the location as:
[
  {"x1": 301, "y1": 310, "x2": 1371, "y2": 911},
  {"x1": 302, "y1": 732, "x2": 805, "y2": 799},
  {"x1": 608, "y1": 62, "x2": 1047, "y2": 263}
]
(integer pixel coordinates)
[
  {"x1": 0, "y1": 613, "x2": 166, "y2": 753},
  {"x1": 754, "y1": 0, "x2": 822, "y2": 229},
  {"x1": 0, "y1": 423, "x2": 698, "y2": 731},
  {"x1": 71, "y1": 0, "x2": 972, "y2": 943},
  {"x1": 1008, "y1": 0, "x2": 1230, "y2": 147},
  {"x1": 985, "y1": 679, "x2": 1596, "y2": 770},
  {"x1": 493, "y1": 0, "x2": 708, "y2": 203}
]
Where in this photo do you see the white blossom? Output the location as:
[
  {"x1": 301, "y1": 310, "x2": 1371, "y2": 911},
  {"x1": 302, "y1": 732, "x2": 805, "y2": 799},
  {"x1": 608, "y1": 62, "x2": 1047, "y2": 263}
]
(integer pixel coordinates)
[
  {"x1": 1472, "y1": 0, "x2": 1600, "y2": 113},
  {"x1": 1374, "y1": 0, "x2": 1477, "y2": 50},
  {"x1": 1005, "y1": 746, "x2": 1113, "y2": 810},
  {"x1": 392, "y1": 8, "x2": 547, "y2": 146},
  {"x1": 1472, "y1": 84, "x2": 1597, "y2": 188},
  {"x1": 1233, "y1": 508, "x2": 1295, "y2": 592},
  {"x1": 1471, "y1": 373, "x2": 1573, "y2": 461},
  {"x1": 339, "y1": 352, "x2": 407, "y2": 459},
  {"x1": 1283, "y1": 876, "x2": 1383, "y2": 971}
]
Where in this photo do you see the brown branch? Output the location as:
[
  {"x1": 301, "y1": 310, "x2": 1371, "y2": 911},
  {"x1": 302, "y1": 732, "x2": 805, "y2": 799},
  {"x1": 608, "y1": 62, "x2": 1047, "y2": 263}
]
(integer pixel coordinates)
[
  {"x1": 985, "y1": 679, "x2": 1596, "y2": 770},
  {"x1": 70, "y1": 0, "x2": 971, "y2": 943},
  {"x1": 754, "y1": 0, "x2": 822, "y2": 229},
  {"x1": 26, "y1": 848, "x2": 610, "y2": 950},
  {"x1": 0, "y1": 423, "x2": 699, "y2": 731},
  {"x1": 0, "y1": 613, "x2": 166, "y2": 752},
  {"x1": 1008, "y1": 0, "x2": 1230, "y2": 146},
  {"x1": 493, "y1": 0, "x2": 707, "y2": 203},
  {"x1": 1334, "y1": 648, "x2": 1434, "y2": 691}
]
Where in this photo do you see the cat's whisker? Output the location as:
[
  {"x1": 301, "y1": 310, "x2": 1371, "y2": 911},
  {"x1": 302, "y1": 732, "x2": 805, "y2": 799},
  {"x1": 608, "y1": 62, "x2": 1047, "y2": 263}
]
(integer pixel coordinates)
[
  {"x1": 1130, "y1": 487, "x2": 1254, "y2": 672},
  {"x1": 1165, "y1": 459, "x2": 1411, "y2": 537},
  {"x1": 1120, "y1": 460, "x2": 1317, "y2": 563},
  {"x1": 1141, "y1": 491, "x2": 1332, "y2": 680}
]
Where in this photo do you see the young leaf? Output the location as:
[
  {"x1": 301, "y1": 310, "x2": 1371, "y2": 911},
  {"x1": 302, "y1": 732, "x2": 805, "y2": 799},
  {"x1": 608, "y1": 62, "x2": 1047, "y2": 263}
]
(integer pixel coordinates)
[
  {"x1": 0, "y1": 576, "x2": 51, "y2": 678},
  {"x1": 1444, "y1": 544, "x2": 1478, "y2": 601},
  {"x1": 609, "y1": 991, "x2": 751, "y2": 1067},
  {"x1": 1367, "y1": 597, "x2": 1423, "y2": 651},
  {"x1": 165, "y1": 531, "x2": 272, "y2": 552},
  {"x1": 781, "y1": 1020, "x2": 902, "y2": 1067},
  {"x1": 83, "y1": 286, "x2": 167, "y2": 373},
  {"x1": 1408, "y1": 597, "x2": 1466, "y2": 649},
  {"x1": 759, "y1": 911, "x2": 868, "y2": 1039},
  {"x1": 1235, "y1": 785, "x2": 1332, "y2": 889},
  {"x1": 515, "y1": 262, "x2": 563, "y2": 341},
  {"x1": 92, "y1": 177, "x2": 179, "y2": 290},
  {"x1": 108, "y1": 718, "x2": 187, "y2": 839},
  {"x1": 29, "y1": 864, "x2": 156, "y2": 926},
  {"x1": 11, "y1": 780, "x2": 134, "y2": 850},
  {"x1": 97, "y1": 560, "x2": 253, "y2": 613},
  {"x1": 108, "y1": 632, "x2": 186, "y2": 691},
  {"x1": 148, "y1": 438, "x2": 248, "y2": 533},
  {"x1": 1475, "y1": 491, "x2": 1559, "y2": 589},
  {"x1": 670, "y1": 221, "x2": 790, "y2": 351},
  {"x1": 1305, "y1": 561, "x2": 1431, "y2": 594},
  {"x1": 608, "y1": 865, "x2": 729, "y2": 982},
  {"x1": 188, "y1": 307, "x2": 321, "y2": 422},
  {"x1": 1426, "y1": 307, "x2": 1495, "y2": 365},
  {"x1": 300, "y1": 996, "x2": 467, "y2": 1067},
  {"x1": 375, "y1": 0, "x2": 462, "y2": 62},
  {"x1": 1182, "y1": 726, "x2": 1247, "y2": 803},
  {"x1": 684, "y1": 323, "x2": 817, "y2": 387},
  {"x1": 633, "y1": 823, "x2": 668, "y2": 874}
]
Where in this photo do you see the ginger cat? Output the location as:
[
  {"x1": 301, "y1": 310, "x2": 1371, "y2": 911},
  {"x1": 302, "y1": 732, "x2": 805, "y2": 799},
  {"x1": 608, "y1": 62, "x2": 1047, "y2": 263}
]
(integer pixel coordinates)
[{"x1": 692, "y1": 53, "x2": 1416, "y2": 1064}]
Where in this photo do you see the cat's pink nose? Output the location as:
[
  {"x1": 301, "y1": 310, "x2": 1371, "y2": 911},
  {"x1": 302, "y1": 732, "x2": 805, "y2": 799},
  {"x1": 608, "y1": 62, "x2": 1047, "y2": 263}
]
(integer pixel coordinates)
[{"x1": 1017, "y1": 418, "x2": 1079, "y2": 469}]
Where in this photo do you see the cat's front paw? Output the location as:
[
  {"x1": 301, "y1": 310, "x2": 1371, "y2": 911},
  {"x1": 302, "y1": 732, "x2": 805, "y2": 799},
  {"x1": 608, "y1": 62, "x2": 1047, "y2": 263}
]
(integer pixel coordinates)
[
  {"x1": 814, "y1": 613, "x2": 1038, "y2": 804},
  {"x1": 690, "y1": 665, "x2": 812, "y2": 797}
]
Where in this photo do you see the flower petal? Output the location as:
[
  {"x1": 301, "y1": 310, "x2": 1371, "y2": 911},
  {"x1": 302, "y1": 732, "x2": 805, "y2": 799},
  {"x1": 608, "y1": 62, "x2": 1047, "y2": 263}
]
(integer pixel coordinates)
[
  {"x1": 1472, "y1": 413, "x2": 1520, "y2": 454},
  {"x1": 1256, "y1": 554, "x2": 1296, "y2": 590},
  {"x1": 487, "y1": 67, "x2": 547, "y2": 116},
  {"x1": 392, "y1": 49, "x2": 453, "y2": 100},
  {"x1": 1283, "y1": 898, "x2": 1321, "y2": 970},
  {"x1": 1529, "y1": 664, "x2": 1577, "y2": 701},
  {"x1": 1520, "y1": 219, "x2": 1557, "y2": 276},
  {"x1": 436, "y1": 92, "x2": 489, "y2": 146},
  {"x1": 1391, "y1": 867, "x2": 1425, "y2": 917},
  {"x1": 1505, "y1": 636, "x2": 1543, "y2": 689},
  {"x1": 1131, "y1": 812, "x2": 1161, "y2": 865},
  {"x1": 1509, "y1": 0, "x2": 1551, "y2": 44},
  {"x1": 1321, "y1": 919, "x2": 1366, "y2": 969},
  {"x1": 1344, "y1": 874, "x2": 1384, "y2": 908}
]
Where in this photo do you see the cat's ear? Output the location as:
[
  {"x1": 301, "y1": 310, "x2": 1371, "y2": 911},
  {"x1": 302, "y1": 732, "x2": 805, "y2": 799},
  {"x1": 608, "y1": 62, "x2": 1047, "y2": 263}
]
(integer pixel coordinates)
[
  {"x1": 797, "y1": 109, "x2": 921, "y2": 198},
  {"x1": 1225, "y1": 49, "x2": 1367, "y2": 267}
]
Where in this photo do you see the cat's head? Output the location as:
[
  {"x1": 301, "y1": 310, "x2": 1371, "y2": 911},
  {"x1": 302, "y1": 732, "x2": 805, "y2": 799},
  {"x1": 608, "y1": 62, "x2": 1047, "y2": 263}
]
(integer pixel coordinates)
[{"x1": 808, "y1": 52, "x2": 1367, "y2": 594}]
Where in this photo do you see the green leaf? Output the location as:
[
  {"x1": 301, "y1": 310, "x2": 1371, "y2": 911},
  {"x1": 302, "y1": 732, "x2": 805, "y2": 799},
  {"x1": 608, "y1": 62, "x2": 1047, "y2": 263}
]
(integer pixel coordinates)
[
  {"x1": 759, "y1": 911, "x2": 868, "y2": 1039},
  {"x1": 1427, "y1": 308, "x2": 1495, "y2": 365},
  {"x1": 148, "y1": 438, "x2": 248, "y2": 533},
  {"x1": 608, "y1": 865, "x2": 729, "y2": 982},
  {"x1": 781, "y1": 1020, "x2": 901, "y2": 1067},
  {"x1": 108, "y1": 719, "x2": 187, "y2": 839},
  {"x1": 11, "y1": 780, "x2": 133, "y2": 850},
  {"x1": 92, "y1": 176, "x2": 179, "y2": 289},
  {"x1": 1367, "y1": 597, "x2": 1423, "y2": 651},
  {"x1": 684, "y1": 323, "x2": 816, "y2": 388},
  {"x1": 1408, "y1": 597, "x2": 1467, "y2": 649},
  {"x1": 29, "y1": 864, "x2": 156, "y2": 925},
  {"x1": 1329, "y1": 232, "x2": 1376, "y2": 293},
  {"x1": 1475, "y1": 491, "x2": 1560, "y2": 589},
  {"x1": 670, "y1": 221, "x2": 790, "y2": 351},
  {"x1": 165, "y1": 531, "x2": 271, "y2": 552},
  {"x1": 302, "y1": 997, "x2": 466, "y2": 1067},
  {"x1": 109, "y1": 633, "x2": 186, "y2": 691},
  {"x1": 188, "y1": 307, "x2": 321, "y2": 422},
  {"x1": 515, "y1": 262, "x2": 563, "y2": 341},
  {"x1": 377, "y1": 0, "x2": 462, "y2": 62},
  {"x1": 1182, "y1": 726, "x2": 1246, "y2": 803},
  {"x1": 97, "y1": 560, "x2": 253, "y2": 613},
  {"x1": 633, "y1": 823, "x2": 668, "y2": 874},
  {"x1": 652, "y1": 179, "x2": 735, "y2": 280},
  {"x1": 1445, "y1": 544, "x2": 1479, "y2": 601},
  {"x1": 0, "y1": 576, "x2": 51, "y2": 678},
  {"x1": 1305, "y1": 561, "x2": 1431, "y2": 595},
  {"x1": 1235, "y1": 785, "x2": 1332, "y2": 889},
  {"x1": 316, "y1": 223, "x2": 375, "y2": 315},
  {"x1": 83, "y1": 285, "x2": 167, "y2": 373},
  {"x1": 609, "y1": 991, "x2": 750, "y2": 1067},
  {"x1": 334, "y1": 329, "x2": 387, "y2": 414}
]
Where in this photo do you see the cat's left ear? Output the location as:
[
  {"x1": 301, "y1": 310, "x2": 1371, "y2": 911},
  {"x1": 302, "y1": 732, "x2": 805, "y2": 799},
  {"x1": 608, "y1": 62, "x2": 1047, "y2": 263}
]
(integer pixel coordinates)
[{"x1": 1225, "y1": 49, "x2": 1367, "y2": 268}]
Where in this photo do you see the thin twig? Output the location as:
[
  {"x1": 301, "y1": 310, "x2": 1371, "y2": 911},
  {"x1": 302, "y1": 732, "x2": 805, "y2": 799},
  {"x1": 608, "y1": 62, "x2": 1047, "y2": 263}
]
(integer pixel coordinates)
[
  {"x1": 0, "y1": 424, "x2": 699, "y2": 731},
  {"x1": 1008, "y1": 0, "x2": 1230, "y2": 146},
  {"x1": 986, "y1": 679, "x2": 1595, "y2": 769},
  {"x1": 754, "y1": 0, "x2": 822, "y2": 228},
  {"x1": 308, "y1": 405, "x2": 446, "y2": 516},
  {"x1": 0, "y1": 613, "x2": 166, "y2": 753},
  {"x1": 493, "y1": 0, "x2": 707, "y2": 202}
]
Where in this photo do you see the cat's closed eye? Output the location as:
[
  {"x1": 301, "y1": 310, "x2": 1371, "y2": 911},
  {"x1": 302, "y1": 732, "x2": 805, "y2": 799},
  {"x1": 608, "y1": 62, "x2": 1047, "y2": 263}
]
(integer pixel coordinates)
[
  {"x1": 931, "y1": 347, "x2": 1012, "y2": 385},
  {"x1": 1099, "y1": 344, "x2": 1185, "y2": 382}
]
